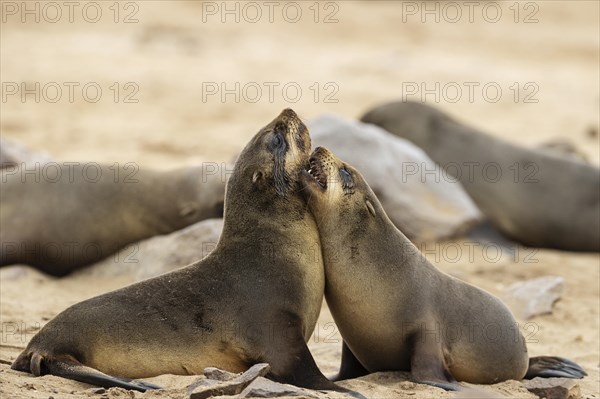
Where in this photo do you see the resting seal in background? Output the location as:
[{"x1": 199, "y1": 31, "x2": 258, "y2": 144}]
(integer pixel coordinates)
[
  {"x1": 361, "y1": 101, "x2": 600, "y2": 252},
  {"x1": 81, "y1": 218, "x2": 224, "y2": 282},
  {"x1": 302, "y1": 146, "x2": 586, "y2": 389},
  {"x1": 0, "y1": 163, "x2": 225, "y2": 276},
  {"x1": 11, "y1": 110, "x2": 362, "y2": 398},
  {"x1": 309, "y1": 114, "x2": 481, "y2": 244},
  {"x1": 0, "y1": 138, "x2": 53, "y2": 169}
]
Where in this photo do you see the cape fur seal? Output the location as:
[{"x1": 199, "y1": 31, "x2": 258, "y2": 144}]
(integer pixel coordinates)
[
  {"x1": 11, "y1": 110, "x2": 362, "y2": 398},
  {"x1": 0, "y1": 163, "x2": 225, "y2": 276},
  {"x1": 302, "y1": 146, "x2": 586, "y2": 389},
  {"x1": 361, "y1": 101, "x2": 600, "y2": 252}
]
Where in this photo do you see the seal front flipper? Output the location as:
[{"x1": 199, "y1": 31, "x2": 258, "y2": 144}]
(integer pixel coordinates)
[
  {"x1": 410, "y1": 335, "x2": 461, "y2": 391},
  {"x1": 331, "y1": 341, "x2": 369, "y2": 381},
  {"x1": 267, "y1": 335, "x2": 367, "y2": 399},
  {"x1": 525, "y1": 356, "x2": 587, "y2": 379},
  {"x1": 11, "y1": 352, "x2": 161, "y2": 392},
  {"x1": 273, "y1": 344, "x2": 368, "y2": 399}
]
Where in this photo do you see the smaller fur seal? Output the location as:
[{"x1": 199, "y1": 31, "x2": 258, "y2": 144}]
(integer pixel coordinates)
[
  {"x1": 302, "y1": 146, "x2": 586, "y2": 389},
  {"x1": 0, "y1": 163, "x2": 225, "y2": 276},
  {"x1": 361, "y1": 101, "x2": 600, "y2": 252},
  {"x1": 11, "y1": 110, "x2": 363, "y2": 398}
]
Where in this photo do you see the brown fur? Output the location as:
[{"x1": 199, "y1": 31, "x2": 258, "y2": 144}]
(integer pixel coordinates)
[{"x1": 1, "y1": 164, "x2": 225, "y2": 275}]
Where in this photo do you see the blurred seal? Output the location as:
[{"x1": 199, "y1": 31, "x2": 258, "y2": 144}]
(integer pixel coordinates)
[
  {"x1": 11, "y1": 110, "x2": 362, "y2": 398},
  {"x1": 361, "y1": 101, "x2": 600, "y2": 252},
  {"x1": 0, "y1": 162, "x2": 225, "y2": 276},
  {"x1": 302, "y1": 146, "x2": 586, "y2": 389}
]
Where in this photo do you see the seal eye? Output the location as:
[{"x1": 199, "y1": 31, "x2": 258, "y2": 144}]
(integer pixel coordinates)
[
  {"x1": 271, "y1": 133, "x2": 283, "y2": 148},
  {"x1": 339, "y1": 167, "x2": 355, "y2": 195}
]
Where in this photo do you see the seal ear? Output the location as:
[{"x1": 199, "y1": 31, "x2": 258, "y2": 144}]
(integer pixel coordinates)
[
  {"x1": 366, "y1": 200, "x2": 376, "y2": 217},
  {"x1": 252, "y1": 170, "x2": 263, "y2": 184}
]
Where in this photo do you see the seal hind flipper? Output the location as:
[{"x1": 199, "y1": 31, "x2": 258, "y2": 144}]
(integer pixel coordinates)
[
  {"x1": 47, "y1": 358, "x2": 162, "y2": 391},
  {"x1": 331, "y1": 341, "x2": 369, "y2": 381},
  {"x1": 525, "y1": 356, "x2": 587, "y2": 379},
  {"x1": 12, "y1": 353, "x2": 161, "y2": 392}
]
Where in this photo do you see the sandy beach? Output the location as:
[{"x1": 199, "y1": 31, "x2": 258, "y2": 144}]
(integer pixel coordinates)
[{"x1": 1, "y1": 1, "x2": 598, "y2": 398}]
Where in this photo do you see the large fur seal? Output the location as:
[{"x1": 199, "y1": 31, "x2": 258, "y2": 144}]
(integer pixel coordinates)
[
  {"x1": 361, "y1": 101, "x2": 600, "y2": 252},
  {"x1": 302, "y1": 146, "x2": 586, "y2": 389},
  {"x1": 11, "y1": 110, "x2": 361, "y2": 398},
  {"x1": 0, "y1": 163, "x2": 225, "y2": 276}
]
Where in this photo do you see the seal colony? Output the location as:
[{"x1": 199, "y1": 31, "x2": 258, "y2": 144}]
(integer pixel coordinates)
[
  {"x1": 8, "y1": 108, "x2": 589, "y2": 397},
  {"x1": 0, "y1": 163, "x2": 225, "y2": 276},
  {"x1": 361, "y1": 101, "x2": 600, "y2": 252},
  {"x1": 302, "y1": 146, "x2": 586, "y2": 389},
  {"x1": 11, "y1": 110, "x2": 362, "y2": 398}
]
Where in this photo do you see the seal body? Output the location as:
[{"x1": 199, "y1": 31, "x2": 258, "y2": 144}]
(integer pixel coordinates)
[
  {"x1": 361, "y1": 101, "x2": 600, "y2": 252},
  {"x1": 0, "y1": 163, "x2": 225, "y2": 275},
  {"x1": 302, "y1": 146, "x2": 586, "y2": 388},
  {"x1": 11, "y1": 110, "x2": 359, "y2": 397}
]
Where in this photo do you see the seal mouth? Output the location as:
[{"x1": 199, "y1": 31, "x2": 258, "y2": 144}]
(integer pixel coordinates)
[{"x1": 305, "y1": 155, "x2": 327, "y2": 189}]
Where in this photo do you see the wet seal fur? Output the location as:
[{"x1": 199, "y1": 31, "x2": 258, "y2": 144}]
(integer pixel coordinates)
[
  {"x1": 302, "y1": 146, "x2": 587, "y2": 390},
  {"x1": 11, "y1": 110, "x2": 363, "y2": 398},
  {"x1": 361, "y1": 101, "x2": 600, "y2": 252},
  {"x1": 0, "y1": 163, "x2": 225, "y2": 276}
]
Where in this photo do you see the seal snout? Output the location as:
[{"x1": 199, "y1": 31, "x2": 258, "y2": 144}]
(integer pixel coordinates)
[
  {"x1": 276, "y1": 108, "x2": 301, "y2": 131},
  {"x1": 276, "y1": 108, "x2": 309, "y2": 153},
  {"x1": 280, "y1": 108, "x2": 298, "y2": 119}
]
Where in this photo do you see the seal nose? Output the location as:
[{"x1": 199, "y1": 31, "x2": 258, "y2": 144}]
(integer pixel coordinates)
[
  {"x1": 280, "y1": 108, "x2": 298, "y2": 119},
  {"x1": 312, "y1": 146, "x2": 330, "y2": 158},
  {"x1": 275, "y1": 108, "x2": 309, "y2": 154}
]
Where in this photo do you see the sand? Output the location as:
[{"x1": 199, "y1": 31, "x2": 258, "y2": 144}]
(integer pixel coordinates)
[{"x1": 1, "y1": 1, "x2": 598, "y2": 398}]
